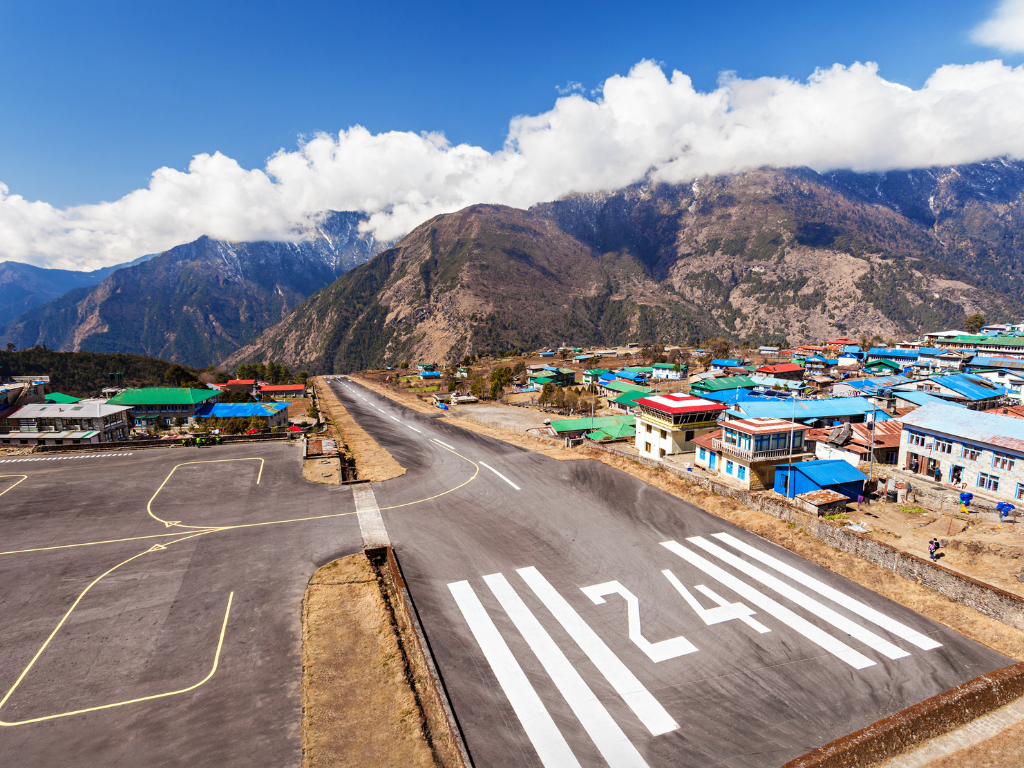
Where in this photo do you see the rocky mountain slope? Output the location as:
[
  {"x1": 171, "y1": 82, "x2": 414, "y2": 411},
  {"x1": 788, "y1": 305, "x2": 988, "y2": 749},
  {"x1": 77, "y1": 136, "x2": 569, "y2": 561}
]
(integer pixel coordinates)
[
  {"x1": 231, "y1": 161, "x2": 1024, "y2": 373},
  {"x1": 0, "y1": 253, "x2": 153, "y2": 325},
  {"x1": 0, "y1": 212, "x2": 386, "y2": 366}
]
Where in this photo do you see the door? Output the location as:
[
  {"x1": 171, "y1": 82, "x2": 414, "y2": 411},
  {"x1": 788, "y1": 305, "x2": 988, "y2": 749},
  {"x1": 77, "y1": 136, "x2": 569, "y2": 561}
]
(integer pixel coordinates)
[{"x1": 709, "y1": 452, "x2": 716, "y2": 470}]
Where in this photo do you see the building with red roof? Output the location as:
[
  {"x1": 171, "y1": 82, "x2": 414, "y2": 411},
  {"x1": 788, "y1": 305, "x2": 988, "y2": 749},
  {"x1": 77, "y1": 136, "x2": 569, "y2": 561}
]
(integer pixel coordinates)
[
  {"x1": 258, "y1": 384, "x2": 307, "y2": 398},
  {"x1": 755, "y1": 363, "x2": 805, "y2": 381},
  {"x1": 634, "y1": 393, "x2": 726, "y2": 459}
]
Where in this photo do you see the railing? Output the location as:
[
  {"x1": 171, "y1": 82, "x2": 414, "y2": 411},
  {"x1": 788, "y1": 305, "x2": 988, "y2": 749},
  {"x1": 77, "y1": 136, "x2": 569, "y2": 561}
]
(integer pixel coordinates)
[{"x1": 712, "y1": 438, "x2": 800, "y2": 461}]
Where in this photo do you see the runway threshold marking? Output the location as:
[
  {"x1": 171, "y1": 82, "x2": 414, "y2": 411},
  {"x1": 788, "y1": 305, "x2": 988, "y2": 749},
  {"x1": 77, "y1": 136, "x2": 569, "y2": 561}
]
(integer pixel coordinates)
[
  {"x1": 0, "y1": 475, "x2": 28, "y2": 498},
  {"x1": 449, "y1": 580, "x2": 582, "y2": 768},
  {"x1": 518, "y1": 566, "x2": 679, "y2": 736},
  {"x1": 709, "y1": 533, "x2": 942, "y2": 650},
  {"x1": 687, "y1": 537, "x2": 910, "y2": 660},
  {"x1": 0, "y1": 530, "x2": 233, "y2": 727},
  {"x1": 479, "y1": 462, "x2": 521, "y2": 491},
  {"x1": 484, "y1": 573, "x2": 650, "y2": 768},
  {"x1": 661, "y1": 540, "x2": 876, "y2": 669}
]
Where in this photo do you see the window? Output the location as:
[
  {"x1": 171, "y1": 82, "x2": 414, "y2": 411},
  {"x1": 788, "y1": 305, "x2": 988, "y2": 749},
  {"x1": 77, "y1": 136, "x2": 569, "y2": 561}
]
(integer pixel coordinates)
[
  {"x1": 993, "y1": 453, "x2": 1016, "y2": 471},
  {"x1": 934, "y1": 438, "x2": 953, "y2": 454},
  {"x1": 771, "y1": 432, "x2": 789, "y2": 450},
  {"x1": 660, "y1": 429, "x2": 667, "y2": 440},
  {"x1": 907, "y1": 431, "x2": 926, "y2": 447},
  {"x1": 738, "y1": 465, "x2": 746, "y2": 480},
  {"x1": 962, "y1": 445, "x2": 981, "y2": 462},
  {"x1": 645, "y1": 442, "x2": 652, "y2": 453},
  {"x1": 724, "y1": 429, "x2": 737, "y2": 445},
  {"x1": 739, "y1": 433, "x2": 751, "y2": 450},
  {"x1": 792, "y1": 432, "x2": 803, "y2": 450},
  {"x1": 754, "y1": 435, "x2": 771, "y2": 452},
  {"x1": 645, "y1": 423, "x2": 652, "y2": 434},
  {"x1": 699, "y1": 447, "x2": 706, "y2": 460},
  {"x1": 1016, "y1": 483, "x2": 1024, "y2": 502},
  {"x1": 978, "y1": 473, "x2": 1000, "y2": 492},
  {"x1": 726, "y1": 460, "x2": 734, "y2": 475},
  {"x1": 685, "y1": 430, "x2": 694, "y2": 441}
]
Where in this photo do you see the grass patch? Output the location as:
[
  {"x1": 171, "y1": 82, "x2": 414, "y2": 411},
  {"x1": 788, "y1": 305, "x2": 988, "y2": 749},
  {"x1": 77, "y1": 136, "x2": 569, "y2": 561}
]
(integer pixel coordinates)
[
  {"x1": 900, "y1": 505, "x2": 931, "y2": 515},
  {"x1": 408, "y1": 386, "x2": 439, "y2": 393},
  {"x1": 823, "y1": 513, "x2": 849, "y2": 520}
]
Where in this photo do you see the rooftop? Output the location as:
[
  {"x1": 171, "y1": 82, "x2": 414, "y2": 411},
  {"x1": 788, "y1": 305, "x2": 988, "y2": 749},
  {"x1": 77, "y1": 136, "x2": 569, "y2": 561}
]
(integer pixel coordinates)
[
  {"x1": 727, "y1": 396, "x2": 887, "y2": 422},
  {"x1": 892, "y1": 389, "x2": 967, "y2": 409},
  {"x1": 548, "y1": 415, "x2": 634, "y2": 434},
  {"x1": 693, "y1": 375, "x2": 756, "y2": 392},
  {"x1": 901, "y1": 402, "x2": 1024, "y2": 454},
  {"x1": 195, "y1": 402, "x2": 289, "y2": 418},
  {"x1": 724, "y1": 417, "x2": 805, "y2": 434},
  {"x1": 756, "y1": 363, "x2": 803, "y2": 374},
  {"x1": 11, "y1": 402, "x2": 131, "y2": 418},
  {"x1": 107, "y1": 387, "x2": 220, "y2": 406},
  {"x1": 788, "y1": 459, "x2": 868, "y2": 485},
  {"x1": 636, "y1": 393, "x2": 727, "y2": 415}
]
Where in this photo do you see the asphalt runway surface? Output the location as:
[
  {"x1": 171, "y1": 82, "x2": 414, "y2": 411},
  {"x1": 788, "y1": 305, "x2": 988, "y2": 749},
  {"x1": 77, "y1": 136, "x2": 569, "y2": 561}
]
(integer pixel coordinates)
[
  {"x1": 0, "y1": 442, "x2": 360, "y2": 767},
  {"x1": 328, "y1": 377, "x2": 1012, "y2": 768}
]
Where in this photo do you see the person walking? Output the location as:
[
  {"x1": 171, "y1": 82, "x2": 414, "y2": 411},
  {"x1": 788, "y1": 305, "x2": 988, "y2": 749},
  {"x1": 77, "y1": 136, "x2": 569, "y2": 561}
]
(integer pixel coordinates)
[{"x1": 928, "y1": 539, "x2": 938, "y2": 561}]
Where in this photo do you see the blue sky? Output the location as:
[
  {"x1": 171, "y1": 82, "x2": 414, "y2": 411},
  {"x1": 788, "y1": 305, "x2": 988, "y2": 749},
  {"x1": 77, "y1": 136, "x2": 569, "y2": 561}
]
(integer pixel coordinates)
[{"x1": 0, "y1": 0, "x2": 1009, "y2": 207}]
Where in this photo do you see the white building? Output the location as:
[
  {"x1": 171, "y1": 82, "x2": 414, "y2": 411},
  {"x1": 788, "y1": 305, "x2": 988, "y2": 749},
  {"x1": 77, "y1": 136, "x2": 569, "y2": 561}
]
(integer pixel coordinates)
[
  {"x1": 976, "y1": 370, "x2": 1024, "y2": 402},
  {"x1": 651, "y1": 363, "x2": 686, "y2": 381},
  {"x1": 899, "y1": 403, "x2": 1024, "y2": 503},
  {"x1": 634, "y1": 393, "x2": 726, "y2": 460},
  {"x1": 693, "y1": 417, "x2": 812, "y2": 490},
  {"x1": 0, "y1": 402, "x2": 132, "y2": 445}
]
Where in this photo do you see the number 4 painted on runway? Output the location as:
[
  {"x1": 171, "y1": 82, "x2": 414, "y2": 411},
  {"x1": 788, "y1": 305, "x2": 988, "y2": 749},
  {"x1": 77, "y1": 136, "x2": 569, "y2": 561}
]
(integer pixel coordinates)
[
  {"x1": 580, "y1": 581, "x2": 698, "y2": 662},
  {"x1": 662, "y1": 570, "x2": 771, "y2": 634}
]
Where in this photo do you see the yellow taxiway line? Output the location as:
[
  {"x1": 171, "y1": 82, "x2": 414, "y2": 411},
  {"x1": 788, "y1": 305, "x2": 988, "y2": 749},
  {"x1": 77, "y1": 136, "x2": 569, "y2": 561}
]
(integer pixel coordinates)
[{"x1": 0, "y1": 475, "x2": 28, "y2": 499}]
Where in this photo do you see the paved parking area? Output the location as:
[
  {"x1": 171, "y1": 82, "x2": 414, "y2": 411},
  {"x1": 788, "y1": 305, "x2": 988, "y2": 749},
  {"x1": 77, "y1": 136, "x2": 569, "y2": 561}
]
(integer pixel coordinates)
[{"x1": 0, "y1": 443, "x2": 359, "y2": 767}]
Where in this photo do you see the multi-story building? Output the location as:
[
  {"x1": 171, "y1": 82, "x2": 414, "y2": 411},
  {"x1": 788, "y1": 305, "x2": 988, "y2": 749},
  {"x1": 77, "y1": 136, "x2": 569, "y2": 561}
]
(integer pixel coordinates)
[
  {"x1": 106, "y1": 387, "x2": 219, "y2": 428},
  {"x1": 0, "y1": 402, "x2": 132, "y2": 445},
  {"x1": 634, "y1": 393, "x2": 725, "y2": 460},
  {"x1": 693, "y1": 417, "x2": 813, "y2": 489},
  {"x1": 899, "y1": 402, "x2": 1024, "y2": 503}
]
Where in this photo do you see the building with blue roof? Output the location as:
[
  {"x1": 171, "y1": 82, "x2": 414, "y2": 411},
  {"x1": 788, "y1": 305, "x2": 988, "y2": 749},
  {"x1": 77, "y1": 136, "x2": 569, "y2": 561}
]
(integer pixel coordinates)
[
  {"x1": 966, "y1": 356, "x2": 1024, "y2": 374},
  {"x1": 773, "y1": 459, "x2": 868, "y2": 500},
  {"x1": 194, "y1": 401, "x2": 290, "y2": 428},
  {"x1": 893, "y1": 373, "x2": 1005, "y2": 410},
  {"x1": 899, "y1": 402, "x2": 1024, "y2": 502},
  {"x1": 891, "y1": 389, "x2": 967, "y2": 410},
  {"x1": 866, "y1": 347, "x2": 920, "y2": 363},
  {"x1": 831, "y1": 375, "x2": 911, "y2": 398},
  {"x1": 710, "y1": 358, "x2": 744, "y2": 371},
  {"x1": 725, "y1": 396, "x2": 890, "y2": 427}
]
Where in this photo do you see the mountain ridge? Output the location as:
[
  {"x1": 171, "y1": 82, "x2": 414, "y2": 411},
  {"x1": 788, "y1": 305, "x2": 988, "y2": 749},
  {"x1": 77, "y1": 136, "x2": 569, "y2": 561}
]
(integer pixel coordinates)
[
  {"x1": 0, "y1": 211, "x2": 386, "y2": 366},
  {"x1": 229, "y1": 161, "x2": 1024, "y2": 372}
]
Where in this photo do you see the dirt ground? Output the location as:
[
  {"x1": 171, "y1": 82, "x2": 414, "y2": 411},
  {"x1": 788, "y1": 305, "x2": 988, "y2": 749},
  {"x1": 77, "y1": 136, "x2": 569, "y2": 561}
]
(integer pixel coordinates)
[
  {"x1": 844, "y1": 502, "x2": 1024, "y2": 600},
  {"x1": 353, "y1": 374, "x2": 438, "y2": 414},
  {"x1": 313, "y1": 377, "x2": 405, "y2": 482},
  {"x1": 302, "y1": 554, "x2": 444, "y2": 768},
  {"x1": 923, "y1": 717, "x2": 1024, "y2": 767},
  {"x1": 447, "y1": 402, "x2": 551, "y2": 431},
  {"x1": 440, "y1": 416, "x2": 590, "y2": 461},
  {"x1": 302, "y1": 457, "x2": 341, "y2": 485},
  {"x1": 287, "y1": 397, "x2": 312, "y2": 418}
]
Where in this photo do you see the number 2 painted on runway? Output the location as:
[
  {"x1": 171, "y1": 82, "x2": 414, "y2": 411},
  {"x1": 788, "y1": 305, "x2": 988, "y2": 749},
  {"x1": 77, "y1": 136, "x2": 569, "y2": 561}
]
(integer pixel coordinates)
[{"x1": 580, "y1": 581, "x2": 698, "y2": 662}]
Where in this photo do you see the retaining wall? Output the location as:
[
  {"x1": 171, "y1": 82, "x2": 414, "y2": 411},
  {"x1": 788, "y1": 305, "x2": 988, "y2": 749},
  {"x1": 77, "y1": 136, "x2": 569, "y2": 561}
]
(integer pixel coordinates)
[
  {"x1": 784, "y1": 662, "x2": 1024, "y2": 767},
  {"x1": 31, "y1": 431, "x2": 299, "y2": 453}
]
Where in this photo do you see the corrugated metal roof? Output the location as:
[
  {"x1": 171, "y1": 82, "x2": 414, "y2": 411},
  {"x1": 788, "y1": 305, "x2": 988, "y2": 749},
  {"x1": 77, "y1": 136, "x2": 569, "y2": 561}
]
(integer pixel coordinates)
[
  {"x1": 838, "y1": 375, "x2": 910, "y2": 392},
  {"x1": 195, "y1": 402, "x2": 289, "y2": 418},
  {"x1": 896, "y1": 373, "x2": 1005, "y2": 401},
  {"x1": 692, "y1": 375, "x2": 756, "y2": 392},
  {"x1": 108, "y1": 387, "x2": 219, "y2": 405},
  {"x1": 797, "y1": 489, "x2": 850, "y2": 505},
  {"x1": 901, "y1": 402, "x2": 1024, "y2": 453},
  {"x1": 867, "y1": 347, "x2": 919, "y2": 358},
  {"x1": 549, "y1": 415, "x2": 634, "y2": 434},
  {"x1": 728, "y1": 397, "x2": 882, "y2": 421},
  {"x1": 13, "y1": 402, "x2": 130, "y2": 418},
  {"x1": 893, "y1": 390, "x2": 967, "y2": 408},
  {"x1": 44, "y1": 392, "x2": 82, "y2": 404},
  {"x1": 790, "y1": 459, "x2": 868, "y2": 485}
]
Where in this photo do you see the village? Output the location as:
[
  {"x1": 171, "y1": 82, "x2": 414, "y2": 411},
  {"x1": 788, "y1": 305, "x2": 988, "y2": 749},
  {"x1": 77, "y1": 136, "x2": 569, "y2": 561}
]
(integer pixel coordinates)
[{"x1": 347, "y1": 325, "x2": 1024, "y2": 594}]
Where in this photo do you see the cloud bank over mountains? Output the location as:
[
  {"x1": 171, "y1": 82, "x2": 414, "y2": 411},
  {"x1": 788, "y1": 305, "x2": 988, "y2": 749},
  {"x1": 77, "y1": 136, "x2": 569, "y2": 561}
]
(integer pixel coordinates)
[{"x1": 6, "y1": 55, "x2": 1024, "y2": 270}]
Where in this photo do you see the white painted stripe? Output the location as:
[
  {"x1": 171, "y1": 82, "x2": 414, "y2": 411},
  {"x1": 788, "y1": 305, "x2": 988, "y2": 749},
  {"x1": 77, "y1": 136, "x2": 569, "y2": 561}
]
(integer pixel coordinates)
[
  {"x1": 710, "y1": 533, "x2": 941, "y2": 650},
  {"x1": 480, "y1": 462, "x2": 521, "y2": 491},
  {"x1": 448, "y1": 580, "x2": 582, "y2": 768},
  {"x1": 687, "y1": 537, "x2": 909, "y2": 660},
  {"x1": 485, "y1": 573, "x2": 649, "y2": 768},
  {"x1": 407, "y1": 426, "x2": 423, "y2": 433},
  {"x1": 433, "y1": 439, "x2": 456, "y2": 450},
  {"x1": 661, "y1": 541, "x2": 876, "y2": 669},
  {"x1": 517, "y1": 566, "x2": 679, "y2": 736}
]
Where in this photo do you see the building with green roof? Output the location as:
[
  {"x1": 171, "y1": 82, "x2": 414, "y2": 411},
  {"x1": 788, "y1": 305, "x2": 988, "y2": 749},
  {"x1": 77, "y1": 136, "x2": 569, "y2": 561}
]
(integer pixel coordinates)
[
  {"x1": 107, "y1": 387, "x2": 220, "y2": 427},
  {"x1": 44, "y1": 392, "x2": 81, "y2": 404},
  {"x1": 582, "y1": 368, "x2": 609, "y2": 384},
  {"x1": 609, "y1": 390, "x2": 651, "y2": 414},
  {"x1": 597, "y1": 380, "x2": 650, "y2": 398},
  {"x1": 547, "y1": 415, "x2": 634, "y2": 438},
  {"x1": 690, "y1": 375, "x2": 756, "y2": 395},
  {"x1": 585, "y1": 421, "x2": 636, "y2": 443}
]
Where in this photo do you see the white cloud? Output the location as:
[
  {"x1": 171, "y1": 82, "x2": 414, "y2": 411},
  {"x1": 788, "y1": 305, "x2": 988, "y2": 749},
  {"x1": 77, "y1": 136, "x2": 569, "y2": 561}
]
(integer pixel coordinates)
[
  {"x1": 972, "y1": 0, "x2": 1024, "y2": 53},
  {"x1": 6, "y1": 58, "x2": 1024, "y2": 270}
]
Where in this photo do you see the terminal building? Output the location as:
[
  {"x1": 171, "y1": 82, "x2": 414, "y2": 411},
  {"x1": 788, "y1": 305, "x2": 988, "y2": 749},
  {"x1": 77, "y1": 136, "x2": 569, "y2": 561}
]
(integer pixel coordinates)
[{"x1": 633, "y1": 393, "x2": 725, "y2": 460}]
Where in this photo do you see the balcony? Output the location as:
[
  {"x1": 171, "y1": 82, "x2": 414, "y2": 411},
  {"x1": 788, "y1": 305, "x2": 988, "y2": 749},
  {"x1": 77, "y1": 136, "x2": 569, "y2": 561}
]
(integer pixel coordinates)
[{"x1": 712, "y1": 438, "x2": 807, "y2": 462}]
